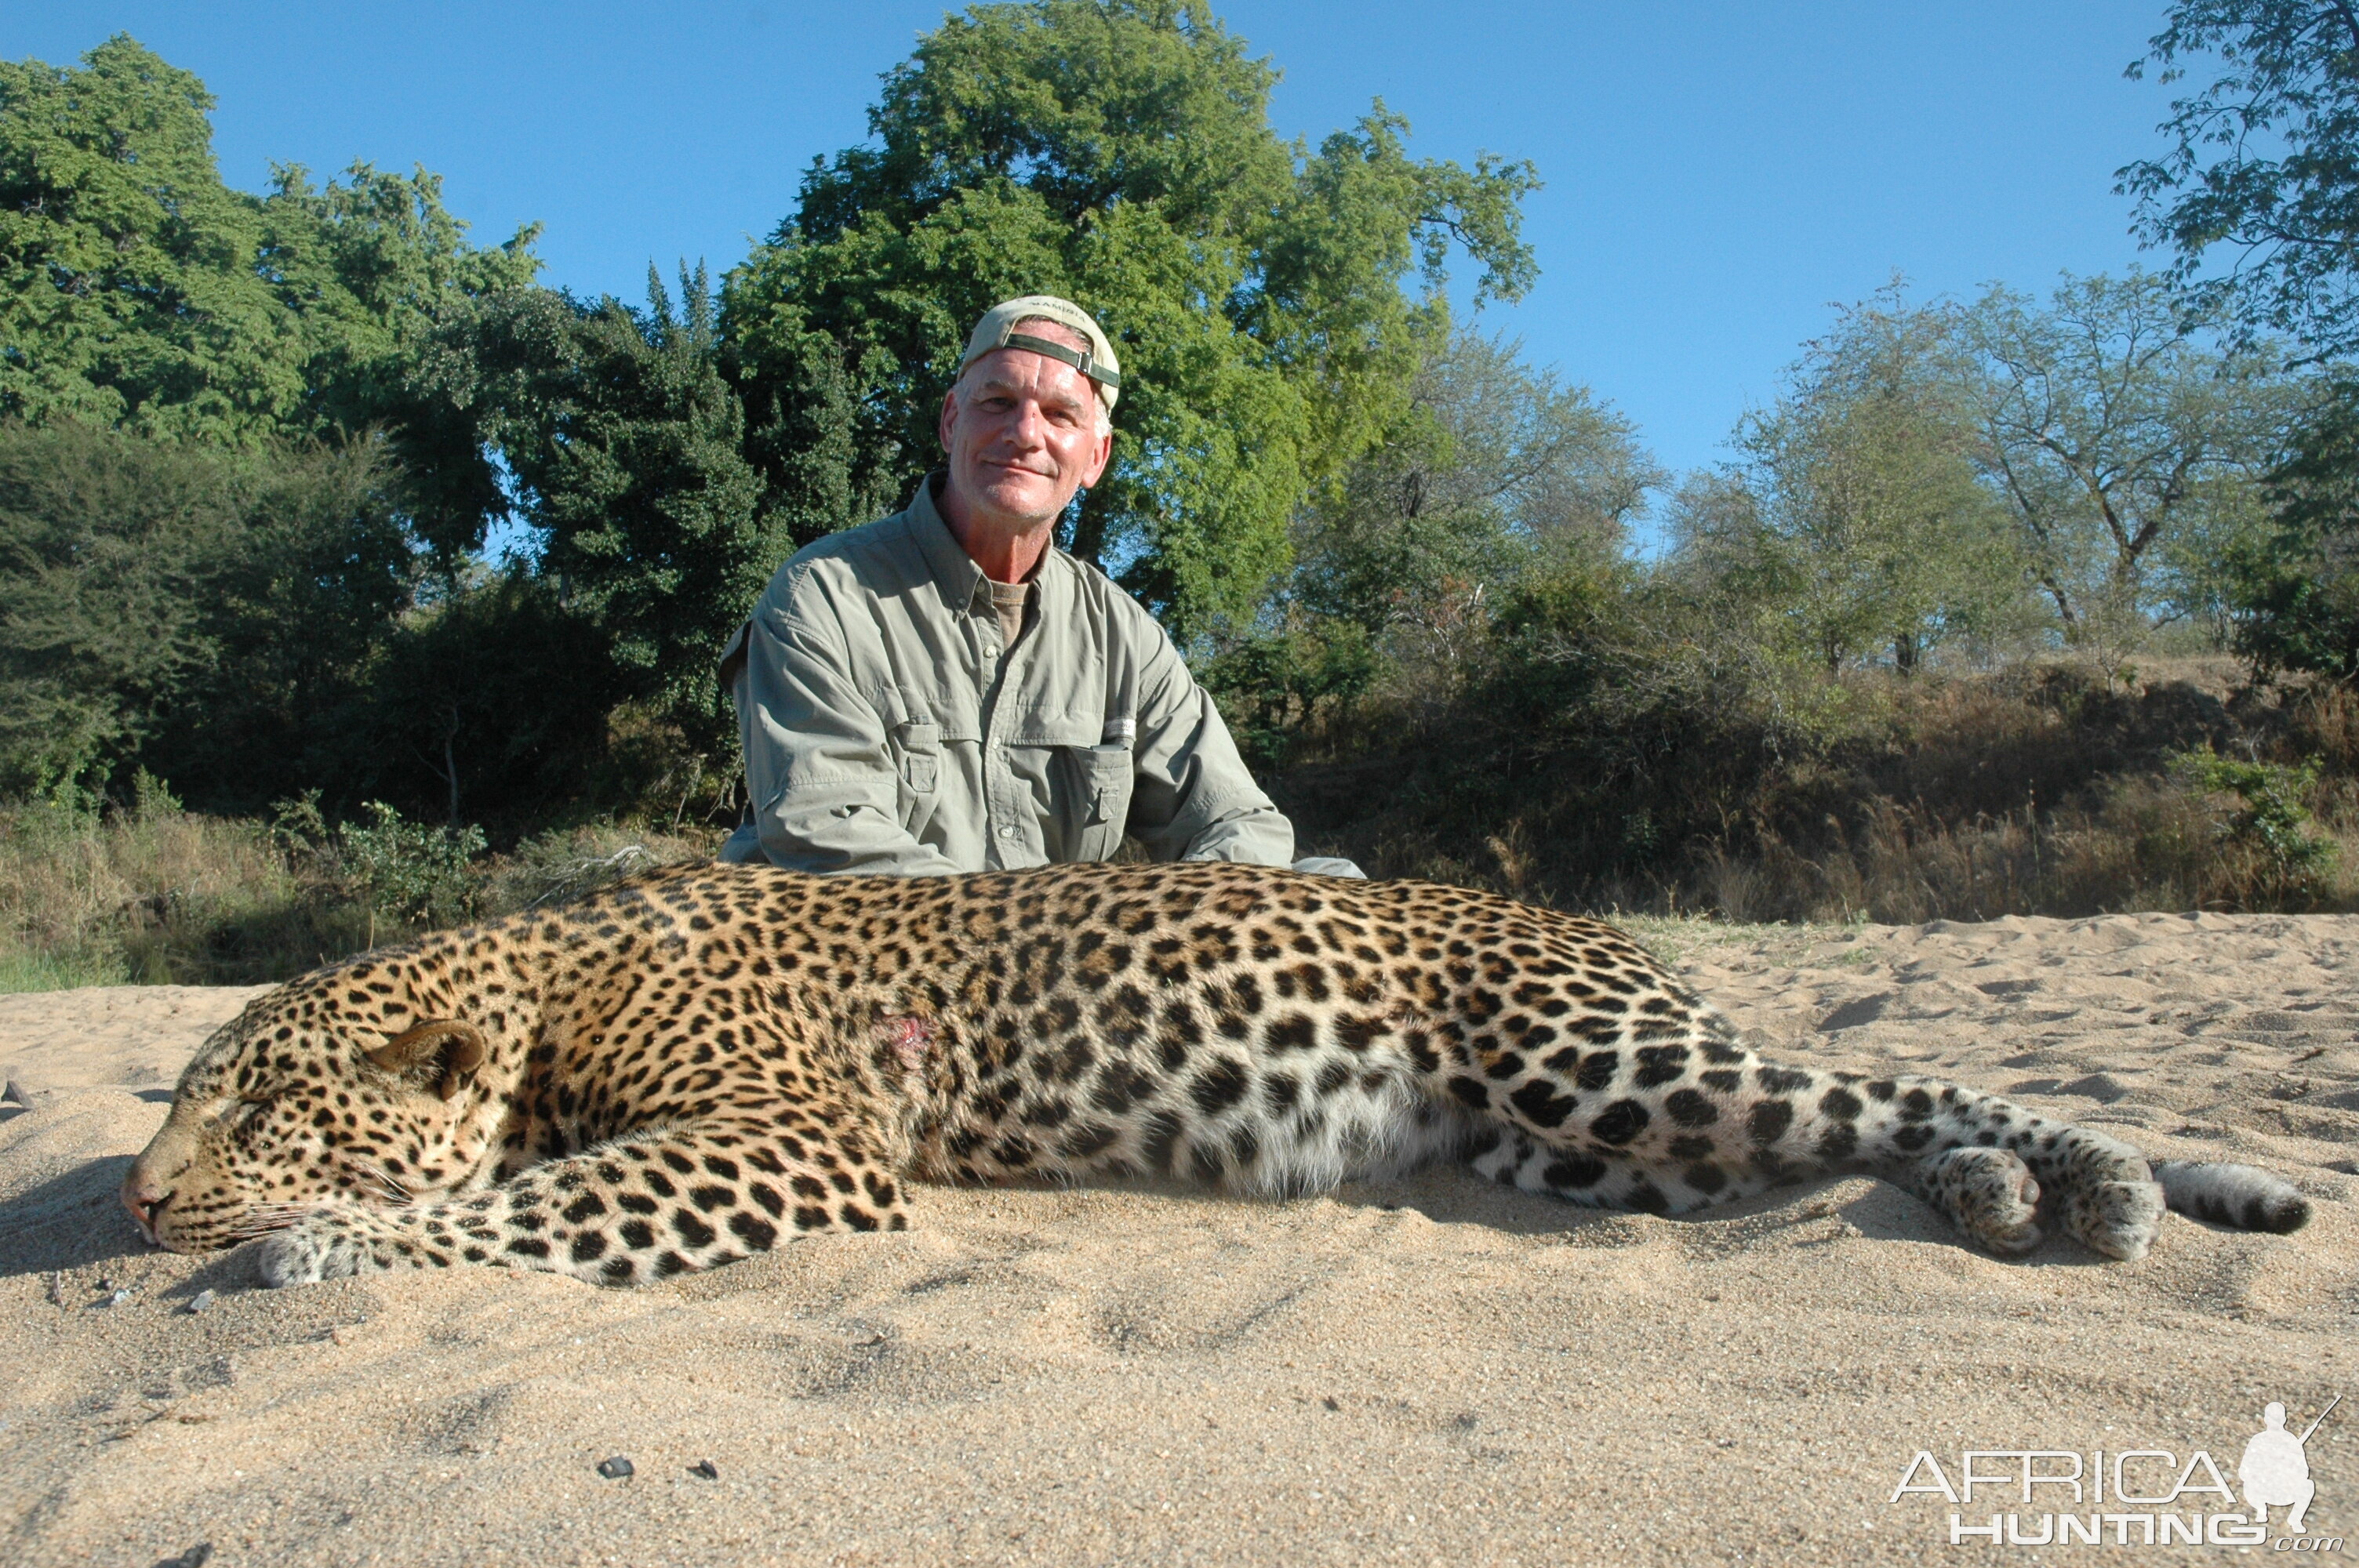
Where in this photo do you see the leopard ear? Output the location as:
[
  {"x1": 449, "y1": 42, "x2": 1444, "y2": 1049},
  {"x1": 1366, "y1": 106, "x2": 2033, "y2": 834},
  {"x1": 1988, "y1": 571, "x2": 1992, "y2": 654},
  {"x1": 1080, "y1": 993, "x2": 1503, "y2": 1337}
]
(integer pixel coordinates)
[{"x1": 367, "y1": 1020, "x2": 487, "y2": 1101}]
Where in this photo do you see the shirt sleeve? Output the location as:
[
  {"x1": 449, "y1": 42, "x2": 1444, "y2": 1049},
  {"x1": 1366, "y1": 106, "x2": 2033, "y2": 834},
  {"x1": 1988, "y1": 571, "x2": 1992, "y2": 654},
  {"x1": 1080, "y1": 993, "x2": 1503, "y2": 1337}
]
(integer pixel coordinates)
[
  {"x1": 726, "y1": 599, "x2": 965, "y2": 877},
  {"x1": 1121, "y1": 612, "x2": 1296, "y2": 867}
]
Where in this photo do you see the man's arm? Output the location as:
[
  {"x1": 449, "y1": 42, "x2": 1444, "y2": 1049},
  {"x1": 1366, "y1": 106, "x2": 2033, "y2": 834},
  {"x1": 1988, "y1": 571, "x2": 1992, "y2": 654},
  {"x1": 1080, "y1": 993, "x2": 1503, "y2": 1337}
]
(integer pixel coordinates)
[
  {"x1": 725, "y1": 608, "x2": 965, "y2": 876},
  {"x1": 1122, "y1": 621, "x2": 1296, "y2": 866}
]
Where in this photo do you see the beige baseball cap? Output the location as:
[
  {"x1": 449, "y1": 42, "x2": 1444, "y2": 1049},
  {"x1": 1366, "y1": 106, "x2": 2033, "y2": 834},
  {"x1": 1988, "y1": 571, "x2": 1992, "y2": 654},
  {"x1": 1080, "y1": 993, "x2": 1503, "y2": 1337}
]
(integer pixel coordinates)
[{"x1": 959, "y1": 294, "x2": 1121, "y2": 410}]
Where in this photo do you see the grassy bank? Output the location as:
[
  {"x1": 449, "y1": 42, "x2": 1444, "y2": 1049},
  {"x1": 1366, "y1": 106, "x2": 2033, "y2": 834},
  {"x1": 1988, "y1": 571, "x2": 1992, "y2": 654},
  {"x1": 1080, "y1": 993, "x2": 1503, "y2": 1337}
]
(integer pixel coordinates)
[
  {"x1": 0, "y1": 789, "x2": 716, "y2": 993},
  {"x1": 5, "y1": 659, "x2": 2355, "y2": 995},
  {"x1": 1271, "y1": 657, "x2": 2359, "y2": 924}
]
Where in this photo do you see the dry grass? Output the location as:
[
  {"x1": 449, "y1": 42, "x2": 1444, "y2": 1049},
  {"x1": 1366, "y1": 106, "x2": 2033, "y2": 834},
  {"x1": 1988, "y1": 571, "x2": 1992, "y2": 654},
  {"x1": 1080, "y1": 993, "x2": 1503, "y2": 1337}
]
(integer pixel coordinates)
[
  {"x1": 0, "y1": 799, "x2": 351, "y2": 990},
  {"x1": 1697, "y1": 780, "x2": 2357, "y2": 924},
  {"x1": 9, "y1": 662, "x2": 2353, "y2": 993},
  {"x1": 1282, "y1": 659, "x2": 2359, "y2": 925},
  {"x1": 0, "y1": 799, "x2": 718, "y2": 993}
]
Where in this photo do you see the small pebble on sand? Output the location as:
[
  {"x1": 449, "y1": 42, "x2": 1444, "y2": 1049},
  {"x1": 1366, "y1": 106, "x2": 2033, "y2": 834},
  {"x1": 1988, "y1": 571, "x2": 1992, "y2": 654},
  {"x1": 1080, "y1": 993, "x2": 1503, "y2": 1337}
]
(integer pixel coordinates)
[
  {"x1": 691, "y1": 1460, "x2": 719, "y2": 1479},
  {"x1": 596, "y1": 1455, "x2": 634, "y2": 1480},
  {"x1": 187, "y1": 1290, "x2": 216, "y2": 1315}
]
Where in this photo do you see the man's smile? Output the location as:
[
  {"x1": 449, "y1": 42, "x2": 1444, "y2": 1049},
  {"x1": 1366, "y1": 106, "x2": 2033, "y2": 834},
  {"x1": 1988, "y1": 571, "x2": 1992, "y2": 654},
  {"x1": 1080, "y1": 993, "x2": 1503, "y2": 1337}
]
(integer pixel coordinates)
[{"x1": 978, "y1": 456, "x2": 1056, "y2": 481}]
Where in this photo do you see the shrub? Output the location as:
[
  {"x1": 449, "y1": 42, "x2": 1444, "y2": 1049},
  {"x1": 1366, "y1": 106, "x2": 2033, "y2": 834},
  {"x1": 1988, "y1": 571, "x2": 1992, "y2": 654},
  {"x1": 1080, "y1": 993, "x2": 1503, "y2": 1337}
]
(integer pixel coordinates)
[
  {"x1": 328, "y1": 801, "x2": 487, "y2": 926},
  {"x1": 2170, "y1": 746, "x2": 2338, "y2": 901},
  {"x1": 0, "y1": 791, "x2": 717, "y2": 993}
]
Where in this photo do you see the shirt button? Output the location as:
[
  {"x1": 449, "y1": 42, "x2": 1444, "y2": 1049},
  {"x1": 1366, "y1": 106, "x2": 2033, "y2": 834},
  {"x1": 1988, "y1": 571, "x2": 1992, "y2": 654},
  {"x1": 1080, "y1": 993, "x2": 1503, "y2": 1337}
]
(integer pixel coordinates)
[{"x1": 997, "y1": 826, "x2": 1019, "y2": 840}]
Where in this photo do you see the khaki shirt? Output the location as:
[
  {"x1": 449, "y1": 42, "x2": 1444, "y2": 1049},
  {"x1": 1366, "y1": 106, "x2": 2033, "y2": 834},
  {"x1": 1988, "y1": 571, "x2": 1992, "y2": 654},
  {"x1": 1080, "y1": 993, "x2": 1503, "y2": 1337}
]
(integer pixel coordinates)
[{"x1": 718, "y1": 477, "x2": 1295, "y2": 875}]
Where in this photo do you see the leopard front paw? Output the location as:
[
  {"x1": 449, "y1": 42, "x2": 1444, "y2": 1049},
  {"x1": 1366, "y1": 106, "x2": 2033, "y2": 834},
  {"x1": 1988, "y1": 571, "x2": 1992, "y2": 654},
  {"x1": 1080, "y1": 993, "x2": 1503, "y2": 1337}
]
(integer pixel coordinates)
[
  {"x1": 1917, "y1": 1145, "x2": 2044, "y2": 1256},
  {"x1": 252, "y1": 1213, "x2": 387, "y2": 1287},
  {"x1": 2058, "y1": 1177, "x2": 2165, "y2": 1261}
]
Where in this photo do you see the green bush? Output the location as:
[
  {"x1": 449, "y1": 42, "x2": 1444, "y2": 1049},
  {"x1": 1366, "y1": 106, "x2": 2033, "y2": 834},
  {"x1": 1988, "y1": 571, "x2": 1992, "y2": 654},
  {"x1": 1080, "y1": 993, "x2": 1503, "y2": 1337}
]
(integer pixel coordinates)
[
  {"x1": 329, "y1": 801, "x2": 488, "y2": 926},
  {"x1": 2170, "y1": 746, "x2": 2337, "y2": 898}
]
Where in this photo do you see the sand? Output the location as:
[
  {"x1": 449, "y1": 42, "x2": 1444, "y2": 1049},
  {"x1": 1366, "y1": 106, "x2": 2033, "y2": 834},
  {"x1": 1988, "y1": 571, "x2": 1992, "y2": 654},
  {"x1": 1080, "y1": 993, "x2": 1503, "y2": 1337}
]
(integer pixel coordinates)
[{"x1": 1, "y1": 910, "x2": 2352, "y2": 1566}]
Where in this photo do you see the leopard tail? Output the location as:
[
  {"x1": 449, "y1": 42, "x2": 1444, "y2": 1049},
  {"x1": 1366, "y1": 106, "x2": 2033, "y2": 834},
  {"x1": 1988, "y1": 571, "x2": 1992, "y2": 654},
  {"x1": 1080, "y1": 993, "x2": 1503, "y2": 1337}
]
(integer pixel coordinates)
[{"x1": 2151, "y1": 1160, "x2": 2312, "y2": 1235}]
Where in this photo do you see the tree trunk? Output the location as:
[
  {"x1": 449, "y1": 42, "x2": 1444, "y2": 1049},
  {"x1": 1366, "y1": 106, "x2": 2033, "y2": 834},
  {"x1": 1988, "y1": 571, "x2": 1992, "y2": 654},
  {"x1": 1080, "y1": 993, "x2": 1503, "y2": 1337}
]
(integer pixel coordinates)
[
  {"x1": 1068, "y1": 488, "x2": 1107, "y2": 573},
  {"x1": 438, "y1": 705, "x2": 462, "y2": 827}
]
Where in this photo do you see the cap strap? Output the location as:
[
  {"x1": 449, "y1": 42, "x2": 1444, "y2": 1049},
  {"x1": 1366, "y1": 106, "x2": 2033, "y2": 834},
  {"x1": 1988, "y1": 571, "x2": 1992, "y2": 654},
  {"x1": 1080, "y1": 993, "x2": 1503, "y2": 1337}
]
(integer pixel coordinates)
[{"x1": 1000, "y1": 330, "x2": 1121, "y2": 390}]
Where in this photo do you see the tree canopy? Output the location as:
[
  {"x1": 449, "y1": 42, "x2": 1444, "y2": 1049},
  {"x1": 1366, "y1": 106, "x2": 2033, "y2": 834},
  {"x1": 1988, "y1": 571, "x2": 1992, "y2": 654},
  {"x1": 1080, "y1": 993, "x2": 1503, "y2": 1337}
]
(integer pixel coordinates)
[
  {"x1": 0, "y1": 34, "x2": 540, "y2": 449},
  {"x1": 722, "y1": 0, "x2": 1538, "y2": 636},
  {"x1": 1961, "y1": 270, "x2": 2303, "y2": 637},
  {"x1": 450, "y1": 267, "x2": 775, "y2": 752},
  {"x1": 2121, "y1": 2, "x2": 2359, "y2": 355},
  {"x1": 1689, "y1": 289, "x2": 2019, "y2": 674}
]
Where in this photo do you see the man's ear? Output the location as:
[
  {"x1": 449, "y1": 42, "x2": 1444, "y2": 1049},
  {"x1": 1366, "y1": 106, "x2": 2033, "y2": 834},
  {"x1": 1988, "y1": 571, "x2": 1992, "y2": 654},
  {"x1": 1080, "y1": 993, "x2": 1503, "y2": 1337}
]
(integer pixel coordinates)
[
  {"x1": 1078, "y1": 424, "x2": 1113, "y2": 488},
  {"x1": 366, "y1": 1020, "x2": 487, "y2": 1101}
]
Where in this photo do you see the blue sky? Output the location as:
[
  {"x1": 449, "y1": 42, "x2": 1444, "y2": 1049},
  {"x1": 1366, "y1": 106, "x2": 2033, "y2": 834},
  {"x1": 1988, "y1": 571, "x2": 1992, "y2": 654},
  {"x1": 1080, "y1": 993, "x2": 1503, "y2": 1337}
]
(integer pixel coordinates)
[{"x1": 13, "y1": 2, "x2": 2184, "y2": 482}]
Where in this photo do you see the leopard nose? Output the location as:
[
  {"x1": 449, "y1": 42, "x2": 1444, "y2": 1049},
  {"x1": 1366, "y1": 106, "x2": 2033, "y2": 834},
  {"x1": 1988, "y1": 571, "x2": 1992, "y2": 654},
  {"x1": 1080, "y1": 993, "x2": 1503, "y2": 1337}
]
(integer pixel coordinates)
[{"x1": 122, "y1": 1174, "x2": 172, "y2": 1236}]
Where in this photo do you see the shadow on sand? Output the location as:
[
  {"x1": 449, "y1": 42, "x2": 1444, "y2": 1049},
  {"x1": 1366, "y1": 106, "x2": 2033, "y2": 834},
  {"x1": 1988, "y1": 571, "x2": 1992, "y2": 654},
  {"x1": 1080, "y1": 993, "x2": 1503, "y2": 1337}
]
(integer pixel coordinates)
[{"x1": 0, "y1": 1153, "x2": 158, "y2": 1278}]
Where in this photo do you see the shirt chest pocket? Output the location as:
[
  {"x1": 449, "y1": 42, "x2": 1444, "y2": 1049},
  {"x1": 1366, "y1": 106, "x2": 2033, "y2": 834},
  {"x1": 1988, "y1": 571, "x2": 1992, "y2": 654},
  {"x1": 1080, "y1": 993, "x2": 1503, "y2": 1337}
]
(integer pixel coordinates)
[
  {"x1": 1061, "y1": 741, "x2": 1133, "y2": 861},
  {"x1": 894, "y1": 720, "x2": 942, "y2": 794}
]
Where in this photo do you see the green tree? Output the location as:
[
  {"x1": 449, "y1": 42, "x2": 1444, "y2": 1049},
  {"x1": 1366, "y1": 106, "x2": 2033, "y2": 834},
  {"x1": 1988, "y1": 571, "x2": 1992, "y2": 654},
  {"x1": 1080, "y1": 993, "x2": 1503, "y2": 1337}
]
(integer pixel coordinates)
[
  {"x1": 1292, "y1": 329, "x2": 1663, "y2": 637},
  {"x1": 722, "y1": 0, "x2": 1537, "y2": 636},
  {"x1": 0, "y1": 420, "x2": 423, "y2": 807},
  {"x1": 1961, "y1": 272, "x2": 2302, "y2": 643},
  {"x1": 453, "y1": 267, "x2": 773, "y2": 753},
  {"x1": 0, "y1": 35, "x2": 539, "y2": 458},
  {"x1": 143, "y1": 438, "x2": 422, "y2": 814},
  {"x1": 2224, "y1": 377, "x2": 2359, "y2": 678},
  {"x1": 1, "y1": 38, "x2": 300, "y2": 442},
  {"x1": 0, "y1": 422, "x2": 242, "y2": 795},
  {"x1": 358, "y1": 570, "x2": 627, "y2": 829},
  {"x1": 260, "y1": 162, "x2": 542, "y2": 561},
  {"x1": 1679, "y1": 287, "x2": 2019, "y2": 673},
  {"x1": 2121, "y1": 2, "x2": 2359, "y2": 356},
  {"x1": 1207, "y1": 332, "x2": 1658, "y2": 762},
  {"x1": 2114, "y1": 10, "x2": 2359, "y2": 672}
]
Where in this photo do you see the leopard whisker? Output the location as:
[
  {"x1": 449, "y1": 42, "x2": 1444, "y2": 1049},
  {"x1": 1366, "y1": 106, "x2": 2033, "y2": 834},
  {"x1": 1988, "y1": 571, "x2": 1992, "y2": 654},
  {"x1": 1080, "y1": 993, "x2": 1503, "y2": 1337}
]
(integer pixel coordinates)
[
  {"x1": 227, "y1": 1213, "x2": 304, "y2": 1240},
  {"x1": 345, "y1": 1156, "x2": 414, "y2": 1206}
]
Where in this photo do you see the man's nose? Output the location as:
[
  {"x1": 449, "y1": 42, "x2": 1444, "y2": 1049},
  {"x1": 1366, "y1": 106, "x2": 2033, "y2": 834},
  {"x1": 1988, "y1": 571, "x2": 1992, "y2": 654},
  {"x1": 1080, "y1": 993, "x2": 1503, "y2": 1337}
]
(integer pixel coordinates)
[{"x1": 1002, "y1": 397, "x2": 1050, "y2": 447}]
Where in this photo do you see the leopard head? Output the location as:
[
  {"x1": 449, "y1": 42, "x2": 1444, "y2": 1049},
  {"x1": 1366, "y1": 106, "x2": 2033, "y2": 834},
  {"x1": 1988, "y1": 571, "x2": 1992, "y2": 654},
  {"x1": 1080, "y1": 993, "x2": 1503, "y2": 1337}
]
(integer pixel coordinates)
[{"x1": 122, "y1": 970, "x2": 507, "y2": 1254}]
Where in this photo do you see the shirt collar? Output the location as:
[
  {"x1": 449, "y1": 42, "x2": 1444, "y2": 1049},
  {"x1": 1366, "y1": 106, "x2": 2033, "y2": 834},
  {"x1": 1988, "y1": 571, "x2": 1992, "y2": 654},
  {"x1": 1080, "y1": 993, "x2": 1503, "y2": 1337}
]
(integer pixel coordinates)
[{"x1": 907, "y1": 474, "x2": 1067, "y2": 617}]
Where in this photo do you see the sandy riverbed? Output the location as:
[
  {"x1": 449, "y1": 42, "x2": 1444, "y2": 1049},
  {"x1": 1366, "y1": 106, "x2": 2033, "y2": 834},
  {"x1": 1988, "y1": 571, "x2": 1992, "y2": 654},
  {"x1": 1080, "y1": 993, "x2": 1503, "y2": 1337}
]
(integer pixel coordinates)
[{"x1": 1, "y1": 909, "x2": 2352, "y2": 1566}]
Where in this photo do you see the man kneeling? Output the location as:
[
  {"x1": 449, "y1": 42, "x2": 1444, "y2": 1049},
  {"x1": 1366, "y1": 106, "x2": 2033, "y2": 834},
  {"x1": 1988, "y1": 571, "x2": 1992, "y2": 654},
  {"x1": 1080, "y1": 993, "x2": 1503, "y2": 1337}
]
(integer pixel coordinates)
[{"x1": 718, "y1": 293, "x2": 1358, "y2": 880}]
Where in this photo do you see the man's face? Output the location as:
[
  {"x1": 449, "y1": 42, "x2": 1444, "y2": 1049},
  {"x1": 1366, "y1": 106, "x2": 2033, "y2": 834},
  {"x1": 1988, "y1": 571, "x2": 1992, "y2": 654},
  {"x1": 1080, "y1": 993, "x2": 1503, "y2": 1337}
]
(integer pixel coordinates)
[{"x1": 938, "y1": 328, "x2": 1113, "y2": 530}]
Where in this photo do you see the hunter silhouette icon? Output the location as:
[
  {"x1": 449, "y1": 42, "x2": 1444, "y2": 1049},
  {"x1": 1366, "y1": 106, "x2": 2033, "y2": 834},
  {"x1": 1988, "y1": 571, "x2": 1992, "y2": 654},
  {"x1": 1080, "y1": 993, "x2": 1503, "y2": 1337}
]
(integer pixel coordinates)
[{"x1": 2241, "y1": 1396, "x2": 2339, "y2": 1533}]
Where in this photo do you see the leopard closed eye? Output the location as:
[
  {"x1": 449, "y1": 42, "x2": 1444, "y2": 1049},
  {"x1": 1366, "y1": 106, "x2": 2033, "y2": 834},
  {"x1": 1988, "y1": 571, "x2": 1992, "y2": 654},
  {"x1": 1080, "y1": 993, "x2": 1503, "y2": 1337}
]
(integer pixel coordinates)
[{"x1": 121, "y1": 862, "x2": 2313, "y2": 1287}]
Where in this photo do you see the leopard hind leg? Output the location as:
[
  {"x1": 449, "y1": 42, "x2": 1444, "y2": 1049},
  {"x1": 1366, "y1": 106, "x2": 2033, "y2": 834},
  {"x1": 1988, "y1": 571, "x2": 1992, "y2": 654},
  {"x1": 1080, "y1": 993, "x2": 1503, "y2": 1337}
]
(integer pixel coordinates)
[
  {"x1": 1463, "y1": 1116, "x2": 2042, "y2": 1250},
  {"x1": 1467, "y1": 1095, "x2": 2053, "y2": 1252},
  {"x1": 1441, "y1": 1005, "x2": 2169, "y2": 1256},
  {"x1": 1809, "y1": 1080, "x2": 2167, "y2": 1259},
  {"x1": 1465, "y1": 1125, "x2": 1783, "y2": 1216},
  {"x1": 1732, "y1": 1069, "x2": 2169, "y2": 1259}
]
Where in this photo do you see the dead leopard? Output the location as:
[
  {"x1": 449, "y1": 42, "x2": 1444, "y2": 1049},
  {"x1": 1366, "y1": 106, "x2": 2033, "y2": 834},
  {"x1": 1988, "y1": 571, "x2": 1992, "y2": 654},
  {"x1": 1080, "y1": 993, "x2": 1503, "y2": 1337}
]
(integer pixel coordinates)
[{"x1": 123, "y1": 862, "x2": 2312, "y2": 1287}]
